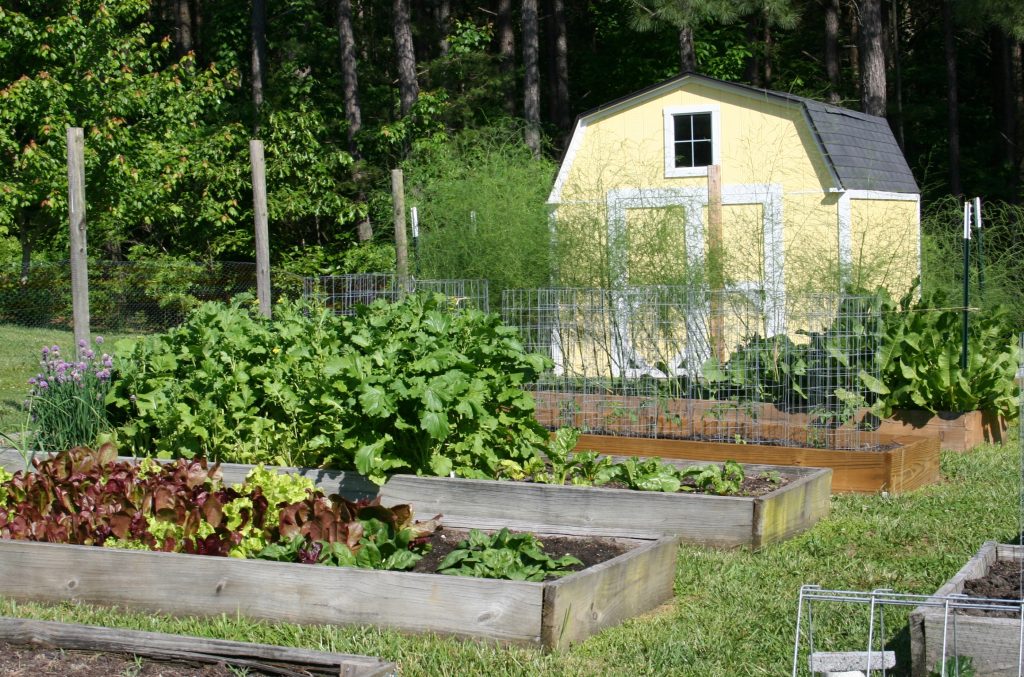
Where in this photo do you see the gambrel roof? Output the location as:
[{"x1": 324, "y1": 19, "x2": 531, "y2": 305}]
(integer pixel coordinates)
[{"x1": 551, "y1": 73, "x2": 918, "y2": 202}]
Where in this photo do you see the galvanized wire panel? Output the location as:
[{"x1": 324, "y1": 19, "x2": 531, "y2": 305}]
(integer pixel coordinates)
[
  {"x1": 305, "y1": 274, "x2": 489, "y2": 315},
  {"x1": 0, "y1": 261, "x2": 302, "y2": 334},
  {"x1": 502, "y1": 286, "x2": 883, "y2": 450}
]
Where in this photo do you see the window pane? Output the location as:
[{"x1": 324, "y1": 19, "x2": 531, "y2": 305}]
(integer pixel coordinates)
[
  {"x1": 674, "y1": 115, "x2": 693, "y2": 142},
  {"x1": 675, "y1": 141, "x2": 693, "y2": 168},
  {"x1": 693, "y1": 140, "x2": 712, "y2": 167},
  {"x1": 692, "y1": 113, "x2": 712, "y2": 141}
]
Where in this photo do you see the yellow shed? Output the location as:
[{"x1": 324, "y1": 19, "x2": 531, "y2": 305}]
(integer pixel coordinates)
[{"x1": 548, "y1": 73, "x2": 921, "y2": 307}]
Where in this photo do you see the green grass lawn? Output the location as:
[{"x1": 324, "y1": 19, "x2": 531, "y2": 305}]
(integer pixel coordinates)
[
  {"x1": 0, "y1": 434, "x2": 1019, "y2": 676},
  {"x1": 0, "y1": 324, "x2": 137, "y2": 434}
]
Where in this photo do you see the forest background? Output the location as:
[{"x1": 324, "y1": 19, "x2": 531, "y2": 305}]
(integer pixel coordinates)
[{"x1": 1, "y1": 0, "x2": 1022, "y2": 309}]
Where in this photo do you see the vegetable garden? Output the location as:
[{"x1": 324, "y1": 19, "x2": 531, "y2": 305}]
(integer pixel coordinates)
[{"x1": 0, "y1": 286, "x2": 1019, "y2": 673}]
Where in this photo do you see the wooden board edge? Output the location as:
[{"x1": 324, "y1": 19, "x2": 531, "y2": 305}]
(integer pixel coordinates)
[
  {"x1": 0, "y1": 616, "x2": 397, "y2": 677},
  {"x1": 753, "y1": 467, "x2": 832, "y2": 549},
  {"x1": 541, "y1": 537, "x2": 679, "y2": 650}
]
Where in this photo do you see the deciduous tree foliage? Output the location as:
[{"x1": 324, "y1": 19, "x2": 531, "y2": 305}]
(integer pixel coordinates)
[{"x1": 0, "y1": 0, "x2": 1021, "y2": 271}]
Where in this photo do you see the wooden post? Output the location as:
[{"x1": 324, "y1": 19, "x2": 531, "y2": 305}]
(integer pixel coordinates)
[
  {"x1": 392, "y1": 168, "x2": 410, "y2": 297},
  {"x1": 250, "y1": 140, "x2": 271, "y2": 318},
  {"x1": 66, "y1": 127, "x2": 90, "y2": 353},
  {"x1": 707, "y1": 164, "x2": 725, "y2": 363}
]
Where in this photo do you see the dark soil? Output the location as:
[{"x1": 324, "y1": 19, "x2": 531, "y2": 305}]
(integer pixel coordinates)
[
  {"x1": 961, "y1": 560, "x2": 1024, "y2": 617},
  {"x1": 0, "y1": 641, "x2": 245, "y2": 677},
  {"x1": 598, "y1": 472, "x2": 789, "y2": 496},
  {"x1": 411, "y1": 527, "x2": 630, "y2": 579},
  {"x1": 671, "y1": 432, "x2": 898, "y2": 452}
]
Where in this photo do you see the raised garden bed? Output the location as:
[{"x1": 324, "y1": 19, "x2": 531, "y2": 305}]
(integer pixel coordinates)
[
  {"x1": 571, "y1": 433, "x2": 939, "y2": 494},
  {"x1": 0, "y1": 447, "x2": 677, "y2": 650},
  {"x1": 378, "y1": 459, "x2": 832, "y2": 548},
  {"x1": 876, "y1": 409, "x2": 1008, "y2": 451},
  {"x1": 0, "y1": 616, "x2": 396, "y2": 676},
  {"x1": 0, "y1": 533, "x2": 677, "y2": 651},
  {"x1": 910, "y1": 542, "x2": 1023, "y2": 677}
]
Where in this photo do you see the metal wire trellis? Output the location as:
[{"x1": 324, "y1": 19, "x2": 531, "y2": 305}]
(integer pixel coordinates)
[
  {"x1": 0, "y1": 261, "x2": 303, "y2": 334},
  {"x1": 502, "y1": 286, "x2": 882, "y2": 450},
  {"x1": 303, "y1": 274, "x2": 489, "y2": 315}
]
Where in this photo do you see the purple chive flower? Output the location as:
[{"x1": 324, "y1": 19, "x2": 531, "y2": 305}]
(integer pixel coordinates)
[
  {"x1": 38, "y1": 380, "x2": 48, "y2": 389},
  {"x1": 96, "y1": 369, "x2": 111, "y2": 381},
  {"x1": 102, "y1": 354, "x2": 113, "y2": 368},
  {"x1": 78, "y1": 339, "x2": 87, "y2": 349},
  {"x1": 28, "y1": 376, "x2": 37, "y2": 385},
  {"x1": 41, "y1": 346, "x2": 49, "y2": 356},
  {"x1": 83, "y1": 348, "x2": 95, "y2": 360},
  {"x1": 95, "y1": 336, "x2": 104, "y2": 345}
]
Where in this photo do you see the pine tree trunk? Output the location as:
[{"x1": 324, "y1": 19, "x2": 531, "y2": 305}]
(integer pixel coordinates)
[
  {"x1": 175, "y1": 0, "x2": 193, "y2": 58},
  {"x1": 995, "y1": 31, "x2": 1017, "y2": 170},
  {"x1": 251, "y1": 0, "x2": 267, "y2": 134},
  {"x1": 857, "y1": 0, "x2": 887, "y2": 117},
  {"x1": 552, "y1": 0, "x2": 571, "y2": 134},
  {"x1": 891, "y1": 0, "x2": 905, "y2": 147},
  {"x1": 942, "y1": 0, "x2": 961, "y2": 195},
  {"x1": 1013, "y1": 39, "x2": 1024, "y2": 193},
  {"x1": 522, "y1": 0, "x2": 541, "y2": 156},
  {"x1": 825, "y1": 0, "x2": 841, "y2": 103},
  {"x1": 498, "y1": 0, "x2": 516, "y2": 115},
  {"x1": 763, "y1": 24, "x2": 773, "y2": 88},
  {"x1": 745, "y1": 17, "x2": 762, "y2": 88},
  {"x1": 438, "y1": 0, "x2": 451, "y2": 56},
  {"x1": 337, "y1": 0, "x2": 362, "y2": 147},
  {"x1": 679, "y1": 26, "x2": 696, "y2": 74},
  {"x1": 393, "y1": 0, "x2": 419, "y2": 117}
]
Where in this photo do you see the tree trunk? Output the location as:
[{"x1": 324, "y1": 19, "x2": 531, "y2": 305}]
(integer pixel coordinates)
[
  {"x1": 763, "y1": 24, "x2": 773, "y2": 88},
  {"x1": 251, "y1": 0, "x2": 267, "y2": 134},
  {"x1": 552, "y1": 0, "x2": 571, "y2": 134},
  {"x1": 438, "y1": 0, "x2": 451, "y2": 56},
  {"x1": 522, "y1": 0, "x2": 541, "y2": 156},
  {"x1": 393, "y1": 0, "x2": 419, "y2": 117},
  {"x1": 337, "y1": 0, "x2": 362, "y2": 148},
  {"x1": 175, "y1": 0, "x2": 193, "y2": 58},
  {"x1": 1013, "y1": 39, "x2": 1024, "y2": 194},
  {"x1": 995, "y1": 31, "x2": 1018, "y2": 170},
  {"x1": 891, "y1": 0, "x2": 904, "y2": 147},
  {"x1": 857, "y1": 0, "x2": 887, "y2": 117},
  {"x1": 193, "y1": 0, "x2": 203, "y2": 63},
  {"x1": 825, "y1": 0, "x2": 841, "y2": 103},
  {"x1": 498, "y1": 0, "x2": 516, "y2": 114},
  {"x1": 745, "y1": 16, "x2": 762, "y2": 88},
  {"x1": 337, "y1": 0, "x2": 372, "y2": 242},
  {"x1": 18, "y1": 212, "x2": 30, "y2": 282},
  {"x1": 679, "y1": 26, "x2": 696, "y2": 74},
  {"x1": 942, "y1": 0, "x2": 961, "y2": 195}
]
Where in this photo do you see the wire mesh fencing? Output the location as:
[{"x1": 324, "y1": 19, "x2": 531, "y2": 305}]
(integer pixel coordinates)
[
  {"x1": 0, "y1": 261, "x2": 304, "y2": 334},
  {"x1": 502, "y1": 286, "x2": 883, "y2": 449},
  {"x1": 303, "y1": 274, "x2": 490, "y2": 315}
]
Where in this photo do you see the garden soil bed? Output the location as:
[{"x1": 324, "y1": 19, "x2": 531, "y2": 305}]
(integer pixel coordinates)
[
  {"x1": 570, "y1": 432, "x2": 939, "y2": 493},
  {"x1": 379, "y1": 459, "x2": 831, "y2": 548},
  {"x1": 910, "y1": 542, "x2": 1024, "y2": 676}
]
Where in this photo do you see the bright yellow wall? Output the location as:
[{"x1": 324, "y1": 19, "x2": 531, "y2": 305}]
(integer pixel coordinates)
[
  {"x1": 560, "y1": 81, "x2": 834, "y2": 199},
  {"x1": 849, "y1": 198, "x2": 919, "y2": 296}
]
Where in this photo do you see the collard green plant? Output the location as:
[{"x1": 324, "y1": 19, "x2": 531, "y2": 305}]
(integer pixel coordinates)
[
  {"x1": 616, "y1": 456, "x2": 684, "y2": 492},
  {"x1": 436, "y1": 528, "x2": 582, "y2": 581},
  {"x1": 680, "y1": 460, "x2": 745, "y2": 495}
]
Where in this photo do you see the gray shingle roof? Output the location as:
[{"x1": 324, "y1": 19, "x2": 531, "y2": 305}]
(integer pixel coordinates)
[{"x1": 575, "y1": 74, "x2": 919, "y2": 194}]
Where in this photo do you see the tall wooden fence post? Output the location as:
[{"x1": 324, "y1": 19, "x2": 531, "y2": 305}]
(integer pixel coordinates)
[
  {"x1": 707, "y1": 164, "x2": 725, "y2": 363},
  {"x1": 66, "y1": 127, "x2": 90, "y2": 353},
  {"x1": 250, "y1": 140, "x2": 272, "y2": 318},
  {"x1": 392, "y1": 169, "x2": 410, "y2": 297}
]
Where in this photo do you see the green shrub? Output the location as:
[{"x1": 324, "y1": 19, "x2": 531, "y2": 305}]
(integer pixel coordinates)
[{"x1": 109, "y1": 293, "x2": 551, "y2": 482}]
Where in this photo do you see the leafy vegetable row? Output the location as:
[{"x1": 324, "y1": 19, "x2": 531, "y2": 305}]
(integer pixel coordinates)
[{"x1": 0, "y1": 446, "x2": 582, "y2": 580}]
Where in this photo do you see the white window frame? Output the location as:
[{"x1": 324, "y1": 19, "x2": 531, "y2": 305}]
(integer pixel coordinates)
[{"x1": 663, "y1": 105, "x2": 721, "y2": 178}]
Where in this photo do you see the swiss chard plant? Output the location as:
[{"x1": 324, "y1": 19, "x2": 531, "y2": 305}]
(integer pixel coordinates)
[{"x1": 436, "y1": 528, "x2": 582, "y2": 581}]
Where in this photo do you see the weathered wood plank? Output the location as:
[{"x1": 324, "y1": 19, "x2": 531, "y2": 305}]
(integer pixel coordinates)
[
  {"x1": 542, "y1": 536, "x2": 679, "y2": 650},
  {"x1": 753, "y1": 467, "x2": 832, "y2": 548},
  {"x1": 380, "y1": 475, "x2": 754, "y2": 545},
  {"x1": 0, "y1": 616, "x2": 396, "y2": 677},
  {"x1": 0, "y1": 449, "x2": 379, "y2": 501},
  {"x1": 574, "y1": 433, "x2": 939, "y2": 493},
  {"x1": 0, "y1": 540, "x2": 545, "y2": 645}
]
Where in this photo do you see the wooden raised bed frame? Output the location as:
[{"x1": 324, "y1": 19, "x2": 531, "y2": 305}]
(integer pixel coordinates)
[
  {"x1": 877, "y1": 409, "x2": 1008, "y2": 451},
  {"x1": 909, "y1": 542, "x2": 1023, "y2": 677},
  {"x1": 379, "y1": 459, "x2": 832, "y2": 549},
  {"x1": 571, "y1": 433, "x2": 939, "y2": 494},
  {"x1": 0, "y1": 449, "x2": 677, "y2": 650},
  {"x1": 0, "y1": 616, "x2": 396, "y2": 676}
]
